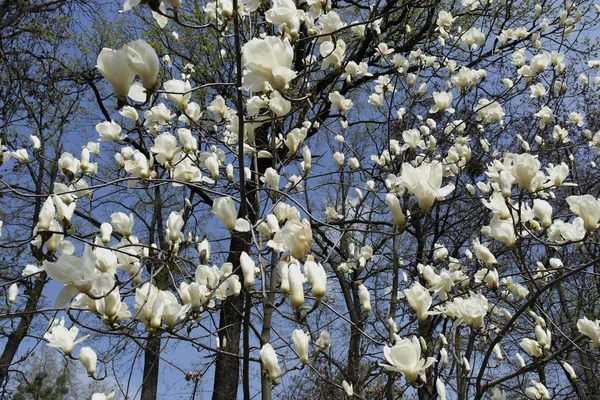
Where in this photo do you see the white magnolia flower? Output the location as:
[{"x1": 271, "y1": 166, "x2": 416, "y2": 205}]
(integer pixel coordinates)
[
  {"x1": 44, "y1": 318, "x2": 89, "y2": 355},
  {"x1": 284, "y1": 127, "x2": 308, "y2": 155},
  {"x1": 545, "y1": 162, "x2": 571, "y2": 188},
  {"x1": 260, "y1": 343, "x2": 281, "y2": 383},
  {"x1": 37, "y1": 196, "x2": 55, "y2": 231},
  {"x1": 525, "y1": 381, "x2": 550, "y2": 399},
  {"x1": 342, "y1": 380, "x2": 353, "y2": 397},
  {"x1": 292, "y1": 329, "x2": 310, "y2": 364},
  {"x1": 79, "y1": 147, "x2": 93, "y2": 174},
  {"x1": 52, "y1": 195, "x2": 76, "y2": 225},
  {"x1": 125, "y1": 39, "x2": 159, "y2": 90},
  {"x1": 368, "y1": 93, "x2": 384, "y2": 107},
  {"x1": 43, "y1": 245, "x2": 100, "y2": 307},
  {"x1": 401, "y1": 129, "x2": 426, "y2": 152},
  {"x1": 110, "y1": 212, "x2": 135, "y2": 237},
  {"x1": 520, "y1": 338, "x2": 543, "y2": 358},
  {"x1": 474, "y1": 267, "x2": 499, "y2": 289},
  {"x1": 200, "y1": 154, "x2": 218, "y2": 181},
  {"x1": 433, "y1": 244, "x2": 448, "y2": 261},
  {"x1": 475, "y1": 99, "x2": 505, "y2": 126},
  {"x1": 569, "y1": 111, "x2": 584, "y2": 126},
  {"x1": 451, "y1": 67, "x2": 479, "y2": 91},
  {"x1": 508, "y1": 153, "x2": 541, "y2": 191},
  {"x1": 95, "y1": 289, "x2": 131, "y2": 325},
  {"x1": 151, "y1": 132, "x2": 180, "y2": 166},
  {"x1": 178, "y1": 128, "x2": 197, "y2": 153},
  {"x1": 242, "y1": 37, "x2": 297, "y2": 92},
  {"x1": 462, "y1": 27, "x2": 486, "y2": 49},
  {"x1": 329, "y1": 91, "x2": 353, "y2": 113},
  {"x1": 212, "y1": 197, "x2": 251, "y2": 232},
  {"x1": 342, "y1": 61, "x2": 371, "y2": 82},
  {"x1": 8, "y1": 283, "x2": 18, "y2": 304},
  {"x1": 535, "y1": 325, "x2": 552, "y2": 352},
  {"x1": 472, "y1": 237, "x2": 497, "y2": 266},
  {"x1": 315, "y1": 330, "x2": 331, "y2": 350},
  {"x1": 380, "y1": 336, "x2": 436, "y2": 383},
  {"x1": 530, "y1": 52, "x2": 551, "y2": 74},
  {"x1": 11, "y1": 149, "x2": 29, "y2": 163},
  {"x1": 502, "y1": 78, "x2": 514, "y2": 89},
  {"x1": 265, "y1": 0, "x2": 301, "y2": 38},
  {"x1": 533, "y1": 199, "x2": 553, "y2": 228},
  {"x1": 96, "y1": 47, "x2": 135, "y2": 99},
  {"x1": 288, "y1": 262, "x2": 305, "y2": 307},
  {"x1": 577, "y1": 316, "x2": 600, "y2": 348},
  {"x1": 304, "y1": 260, "x2": 327, "y2": 300},
  {"x1": 566, "y1": 195, "x2": 600, "y2": 232},
  {"x1": 257, "y1": 215, "x2": 280, "y2": 240},
  {"x1": 30, "y1": 135, "x2": 41, "y2": 150},
  {"x1": 122, "y1": 0, "x2": 169, "y2": 26},
  {"x1": 164, "y1": 79, "x2": 192, "y2": 109},
  {"x1": 561, "y1": 361, "x2": 577, "y2": 380},
  {"x1": 358, "y1": 283, "x2": 371, "y2": 312},
  {"x1": 135, "y1": 282, "x2": 186, "y2": 329},
  {"x1": 436, "y1": 378, "x2": 447, "y2": 400},
  {"x1": 530, "y1": 82, "x2": 547, "y2": 98},
  {"x1": 320, "y1": 39, "x2": 346, "y2": 70},
  {"x1": 119, "y1": 106, "x2": 139, "y2": 122},
  {"x1": 333, "y1": 152, "x2": 345, "y2": 167},
  {"x1": 482, "y1": 215, "x2": 516, "y2": 247},
  {"x1": 96, "y1": 120, "x2": 125, "y2": 142},
  {"x1": 205, "y1": 97, "x2": 229, "y2": 124},
  {"x1": 263, "y1": 167, "x2": 280, "y2": 190},
  {"x1": 91, "y1": 392, "x2": 116, "y2": 400},
  {"x1": 240, "y1": 251, "x2": 256, "y2": 289},
  {"x1": 268, "y1": 91, "x2": 291, "y2": 116},
  {"x1": 275, "y1": 218, "x2": 312, "y2": 260},
  {"x1": 316, "y1": 11, "x2": 345, "y2": 39},
  {"x1": 58, "y1": 152, "x2": 80, "y2": 179},
  {"x1": 490, "y1": 388, "x2": 506, "y2": 400},
  {"x1": 430, "y1": 91, "x2": 454, "y2": 114},
  {"x1": 437, "y1": 11, "x2": 455, "y2": 30},
  {"x1": 385, "y1": 194, "x2": 406, "y2": 230},
  {"x1": 79, "y1": 346, "x2": 97, "y2": 375},
  {"x1": 166, "y1": 210, "x2": 184, "y2": 245},
  {"x1": 278, "y1": 259, "x2": 290, "y2": 295},
  {"x1": 437, "y1": 292, "x2": 488, "y2": 329},
  {"x1": 440, "y1": 347, "x2": 448, "y2": 366},
  {"x1": 404, "y1": 282, "x2": 432, "y2": 321},
  {"x1": 401, "y1": 161, "x2": 455, "y2": 209}
]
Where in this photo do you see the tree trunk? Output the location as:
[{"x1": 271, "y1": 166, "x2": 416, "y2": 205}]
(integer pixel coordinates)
[
  {"x1": 0, "y1": 277, "x2": 45, "y2": 388},
  {"x1": 259, "y1": 252, "x2": 277, "y2": 400},
  {"x1": 141, "y1": 334, "x2": 161, "y2": 400},
  {"x1": 346, "y1": 284, "x2": 363, "y2": 391},
  {"x1": 211, "y1": 232, "x2": 248, "y2": 400},
  {"x1": 417, "y1": 318, "x2": 436, "y2": 400}
]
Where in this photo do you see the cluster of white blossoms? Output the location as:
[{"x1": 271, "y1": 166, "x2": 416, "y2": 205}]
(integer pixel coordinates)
[{"x1": 2, "y1": 0, "x2": 598, "y2": 396}]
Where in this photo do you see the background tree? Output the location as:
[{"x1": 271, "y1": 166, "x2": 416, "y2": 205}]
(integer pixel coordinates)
[
  {"x1": 11, "y1": 346, "x2": 113, "y2": 400},
  {"x1": 0, "y1": 0, "x2": 105, "y2": 392}
]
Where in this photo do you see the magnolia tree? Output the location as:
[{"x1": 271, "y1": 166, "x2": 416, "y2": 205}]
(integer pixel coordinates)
[{"x1": 3, "y1": 0, "x2": 600, "y2": 398}]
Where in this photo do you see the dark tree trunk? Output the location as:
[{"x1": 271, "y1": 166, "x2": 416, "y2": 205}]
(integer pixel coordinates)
[
  {"x1": 344, "y1": 280, "x2": 363, "y2": 396},
  {"x1": 0, "y1": 277, "x2": 45, "y2": 388},
  {"x1": 141, "y1": 334, "x2": 161, "y2": 400},
  {"x1": 211, "y1": 228, "x2": 253, "y2": 400},
  {"x1": 211, "y1": 277, "x2": 245, "y2": 400}
]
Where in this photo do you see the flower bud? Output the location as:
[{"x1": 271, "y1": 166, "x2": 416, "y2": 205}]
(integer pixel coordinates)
[
  {"x1": 292, "y1": 330, "x2": 310, "y2": 364},
  {"x1": 79, "y1": 346, "x2": 97, "y2": 376},
  {"x1": 288, "y1": 263, "x2": 304, "y2": 307}
]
